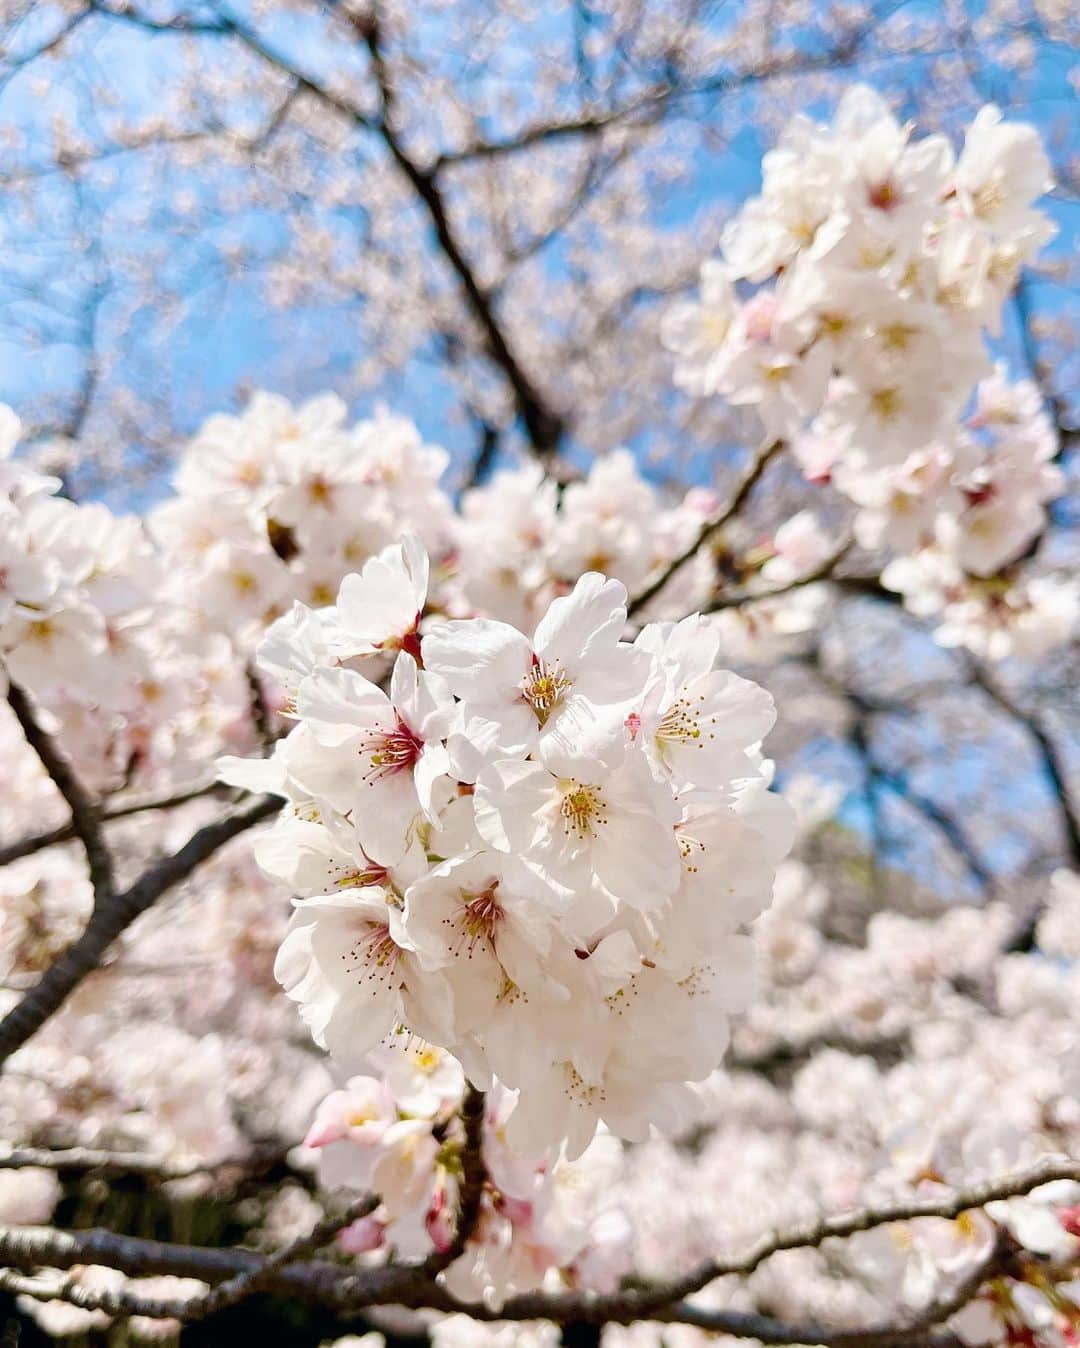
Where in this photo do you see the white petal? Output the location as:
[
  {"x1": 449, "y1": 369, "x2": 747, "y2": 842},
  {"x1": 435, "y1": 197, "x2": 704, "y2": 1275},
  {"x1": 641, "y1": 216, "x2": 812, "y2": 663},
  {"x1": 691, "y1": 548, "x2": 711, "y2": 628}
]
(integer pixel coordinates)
[{"x1": 421, "y1": 617, "x2": 531, "y2": 702}]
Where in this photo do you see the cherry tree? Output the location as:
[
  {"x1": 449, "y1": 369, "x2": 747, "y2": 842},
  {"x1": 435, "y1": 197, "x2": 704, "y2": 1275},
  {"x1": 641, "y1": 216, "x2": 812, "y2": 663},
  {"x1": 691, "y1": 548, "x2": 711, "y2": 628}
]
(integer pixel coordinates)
[{"x1": 0, "y1": 5, "x2": 1079, "y2": 1348}]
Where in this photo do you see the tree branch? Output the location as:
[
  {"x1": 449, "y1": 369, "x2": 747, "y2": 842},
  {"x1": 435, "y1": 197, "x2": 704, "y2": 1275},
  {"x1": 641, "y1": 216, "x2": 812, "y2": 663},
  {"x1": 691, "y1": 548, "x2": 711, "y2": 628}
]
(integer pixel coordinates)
[
  {"x1": 461, "y1": 421, "x2": 500, "y2": 491},
  {"x1": 0, "y1": 793, "x2": 281, "y2": 1066},
  {"x1": 354, "y1": 10, "x2": 564, "y2": 461},
  {"x1": 472, "y1": 1155, "x2": 1080, "y2": 1323},
  {"x1": 422, "y1": 1084, "x2": 487, "y2": 1276},
  {"x1": 125, "y1": 0, "x2": 564, "y2": 464},
  {"x1": 0, "y1": 1143, "x2": 287, "y2": 1184},
  {"x1": 627, "y1": 441, "x2": 783, "y2": 618},
  {"x1": 967, "y1": 662, "x2": 1080, "y2": 873},
  {"x1": 702, "y1": 536, "x2": 854, "y2": 613},
  {"x1": 0, "y1": 778, "x2": 224, "y2": 868},
  {"x1": 432, "y1": 23, "x2": 948, "y2": 170},
  {"x1": 173, "y1": 1193, "x2": 379, "y2": 1321},
  {"x1": 1, "y1": 1158, "x2": 1074, "y2": 1330},
  {"x1": 6, "y1": 680, "x2": 115, "y2": 902}
]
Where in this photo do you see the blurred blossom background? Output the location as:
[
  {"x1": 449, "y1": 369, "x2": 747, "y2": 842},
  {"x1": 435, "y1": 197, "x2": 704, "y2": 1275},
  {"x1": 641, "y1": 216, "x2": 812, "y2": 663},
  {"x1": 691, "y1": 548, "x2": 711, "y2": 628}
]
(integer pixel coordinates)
[{"x1": 0, "y1": 2, "x2": 1079, "y2": 1347}]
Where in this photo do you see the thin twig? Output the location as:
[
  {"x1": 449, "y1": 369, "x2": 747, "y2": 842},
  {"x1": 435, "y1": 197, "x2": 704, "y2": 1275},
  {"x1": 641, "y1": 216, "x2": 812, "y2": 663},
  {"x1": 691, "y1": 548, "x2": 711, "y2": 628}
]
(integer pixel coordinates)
[
  {"x1": 627, "y1": 441, "x2": 783, "y2": 618},
  {"x1": 462, "y1": 1155, "x2": 1080, "y2": 1323},
  {"x1": 0, "y1": 1143, "x2": 287, "y2": 1183},
  {"x1": 969, "y1": 662, "x2": 1080, "y2": 870},
  {"x1": 355, "y1": 9, "x2": 564, "y2": 461},
  {"x1": 702, "y1": 535, "x2": 853, "y2": 612},
  {"x1": 179, "y1": 1193, "x2": 380, "y2": 1319},
  {"x1": 0, "y1": 778, "x2": 224, "y2": 868}
]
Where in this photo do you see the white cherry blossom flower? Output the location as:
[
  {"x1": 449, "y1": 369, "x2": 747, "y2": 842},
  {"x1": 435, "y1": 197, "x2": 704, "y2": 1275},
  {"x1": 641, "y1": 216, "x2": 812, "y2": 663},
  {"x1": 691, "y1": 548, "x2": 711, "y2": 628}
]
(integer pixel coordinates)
[
  {"x1": 424, "y1": 571, "x2": 648, "y2": 779},
  {"x1": 331, "y1": 535, "x2": 429, "y2": 661}
]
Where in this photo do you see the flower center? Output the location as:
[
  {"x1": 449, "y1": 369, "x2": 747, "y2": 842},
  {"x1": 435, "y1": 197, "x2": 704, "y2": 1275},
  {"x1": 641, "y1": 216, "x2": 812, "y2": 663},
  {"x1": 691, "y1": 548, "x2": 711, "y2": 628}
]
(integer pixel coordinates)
[
  {"x1": 410, "y1": 1046, "x2": 442, "y2": 1074},
  {"x1": 520, "y1": 655, "x2": 572, "y2": 726},
  {"x1": 867, "y1": 178, "x2": 900, "y2": 212},
  {"x1": 973, "y1": 177, "x2": 1007, "y2": 220},
  {"x1": 558, "y1": 780, "x2": 608, "y2": 840},
  {"x1": 360, "y1": 717, "x2": 423, "y2": 784},
  {"x1": 335, "y1": 856, "x2": 391, "y2": 889},
  {"x1": 447, "y1": 881, "x2": 503, "y2": 956},
  {"x1": 871, "y1": 387, "x2": 902, "y2": 422},
  {"x1": 880, "y1": 322, "x2": 918, "y2": 352},
  {"x1": 344, "y1": 922, "x2": 401, "y2": 988},
  {"x1": 562, "y1": 1063, "x2": 606, "y2": 1108},
  {"x1": 657, "y1": 691, "x2": 718, "y2": 748}
]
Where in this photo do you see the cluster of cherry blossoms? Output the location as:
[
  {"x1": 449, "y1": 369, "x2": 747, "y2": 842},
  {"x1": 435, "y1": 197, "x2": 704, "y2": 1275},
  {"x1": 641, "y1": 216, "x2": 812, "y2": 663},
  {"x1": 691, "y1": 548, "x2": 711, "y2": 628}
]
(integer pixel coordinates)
[
  {"x1": 664, "y1": 88, "x2": 1076, "y2": 659},
  {"x1": 0, "y1": 408, "x2": 258, "y2": 793},
  {"x1": 594, "y1": 858, "x2": 1080, "y2": 1348},
  {"x1": 151, "y1": 389, "x2": 723, "y2": 646},
  {"x1": 151, "y1": 395, "x2": 457, "y2": 643},
  {"x1": 302, "y1": 1044, "x2": 632, "y2": 1301},
  {"x1": 222, "y1": 535, "x2": 793, "y2": 1163}
]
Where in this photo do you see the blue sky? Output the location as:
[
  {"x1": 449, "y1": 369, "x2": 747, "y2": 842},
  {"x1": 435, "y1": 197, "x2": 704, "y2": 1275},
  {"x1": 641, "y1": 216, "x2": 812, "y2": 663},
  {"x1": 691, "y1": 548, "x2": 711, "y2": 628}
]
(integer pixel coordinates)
[{"x1": 2, "y1": 0, "x2": 1078, "y2": 499}]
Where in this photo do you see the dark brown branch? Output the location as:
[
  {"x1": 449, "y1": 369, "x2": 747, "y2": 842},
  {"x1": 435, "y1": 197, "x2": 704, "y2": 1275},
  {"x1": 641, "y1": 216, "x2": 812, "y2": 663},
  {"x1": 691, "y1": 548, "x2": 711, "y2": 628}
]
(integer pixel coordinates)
[
  {"x1": 648, "y1": 1236, "x2": 1001, "y2": 1347},
  {"x1": 969, "y1": 664, "x2": 1080, "y2": 868},
  {"x1": 245, "y1": 662, "x2": 276, "y2": 752},
  {"x1": 433, "y1": 21, "x2": 946, "y2": 170},
  {"x1": 627, "y1": 441, "x2": 783, "y2": 618},
  {"x1": 6, "y1": 680, "x2": 115, "y2": 901},
  {"x1": 702, "y1": 536, "x2": 854, "y2": 613},
  {"x1": 461, "y1": 421, "x2": 500, "y2": 491},
  {"x1": 1014, "y1": 276, "x2": 1077, "y2": 440},
  {"x1": 128, "y1": 0, "x2": 563, "y2": 464},
  {"x1": 729, "y1": 1026, "x2": 912, "y2": 1077},
  {"x1": 805, "y1": 646, "x2": 993, "y2": 892},
  {"x1": 0, "y1": 793, "x2": 281, "y2": 1066},
  {"x1": 0, "y1": 8, "x2": 95, "y2": 88},
  {"x1": 0, "y1": 1258, "x2": 968, "y2": 1347},
  {"x1": 831, "y1": 576, "x2": 905, "y2": 605},
  {"x1": 528, "y1": 1157, "x2": 1078, "y2": 1324},
  {"x1": 0, "y1": 1143, "x2": 287, "y2": 1184},
  {"x1": 356, "y1": 12, "x2": 564, "y2": 461},
  {"x1": 177, "y1": 1194, "x2": 379, "y2": 1320},
  {"x1": 422, "y1": 1084, "x2": 487, "y2": 1276},
  {"x1": 0, "y1": 778, "x2": 224, "y2": 867},
  {"x1": 86, "y1": 0, "x2": 232, "y2": 36},
  {"x1": 2, "y1": 1158, "x2": 1075, "y2": 1329}
]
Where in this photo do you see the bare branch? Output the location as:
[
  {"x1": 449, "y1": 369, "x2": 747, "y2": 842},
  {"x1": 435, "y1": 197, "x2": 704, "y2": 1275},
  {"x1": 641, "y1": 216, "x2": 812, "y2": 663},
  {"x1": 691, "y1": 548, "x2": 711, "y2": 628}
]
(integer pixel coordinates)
[
  {"x1": 244, "y1": 662, "x2": 276, "y2": 753},
  {"x1": 0, "y1": 778, "x2": 224, "y2": 868},
  {"x1": 174, "y1": 1193, "x2": 379, "y2": 1320},
  {"x1": 101, "y1": 1, "x2": 566, "y2": 463},
  {"x1": 461, "y1": 421, "x2": 500, "y2": 491},
  {"x1": 6, "y1": 680, "x2": 115, "y2": 901},
  {"x1": 355, "y1": 11, "x2": 564, "y2": 461},
  {"x1": 627, "y1": 441, "x2": 783, "y2": 618},
  {"x1": 86, "y1": 0, "x2": 231, "y2": 36},
  {"x1": 467, "y1": 1156, "x2": 1080, "y2": 1323},
  {"x1": 702, "y1": 536, "x2": 854, "y2": 613},
  {"x1": 968, "y1": 662, "x2": 1080, "y2": 874},
  {"x1": 728, "y1": 1026, "x2": 912, "y2": 1077},
  {"x1": 0, "y1": 792, "x2": 281, "y2": 1066},
  {"x1": 433, "y1": 24, "x2": 949, "y2": 170},
  {"x1": 651, "y1": 1237, "x2": 1000, "y2": 1347},
  {"x1": 0, "y1": 1142, "x2": 288, "y2": 1184}
]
